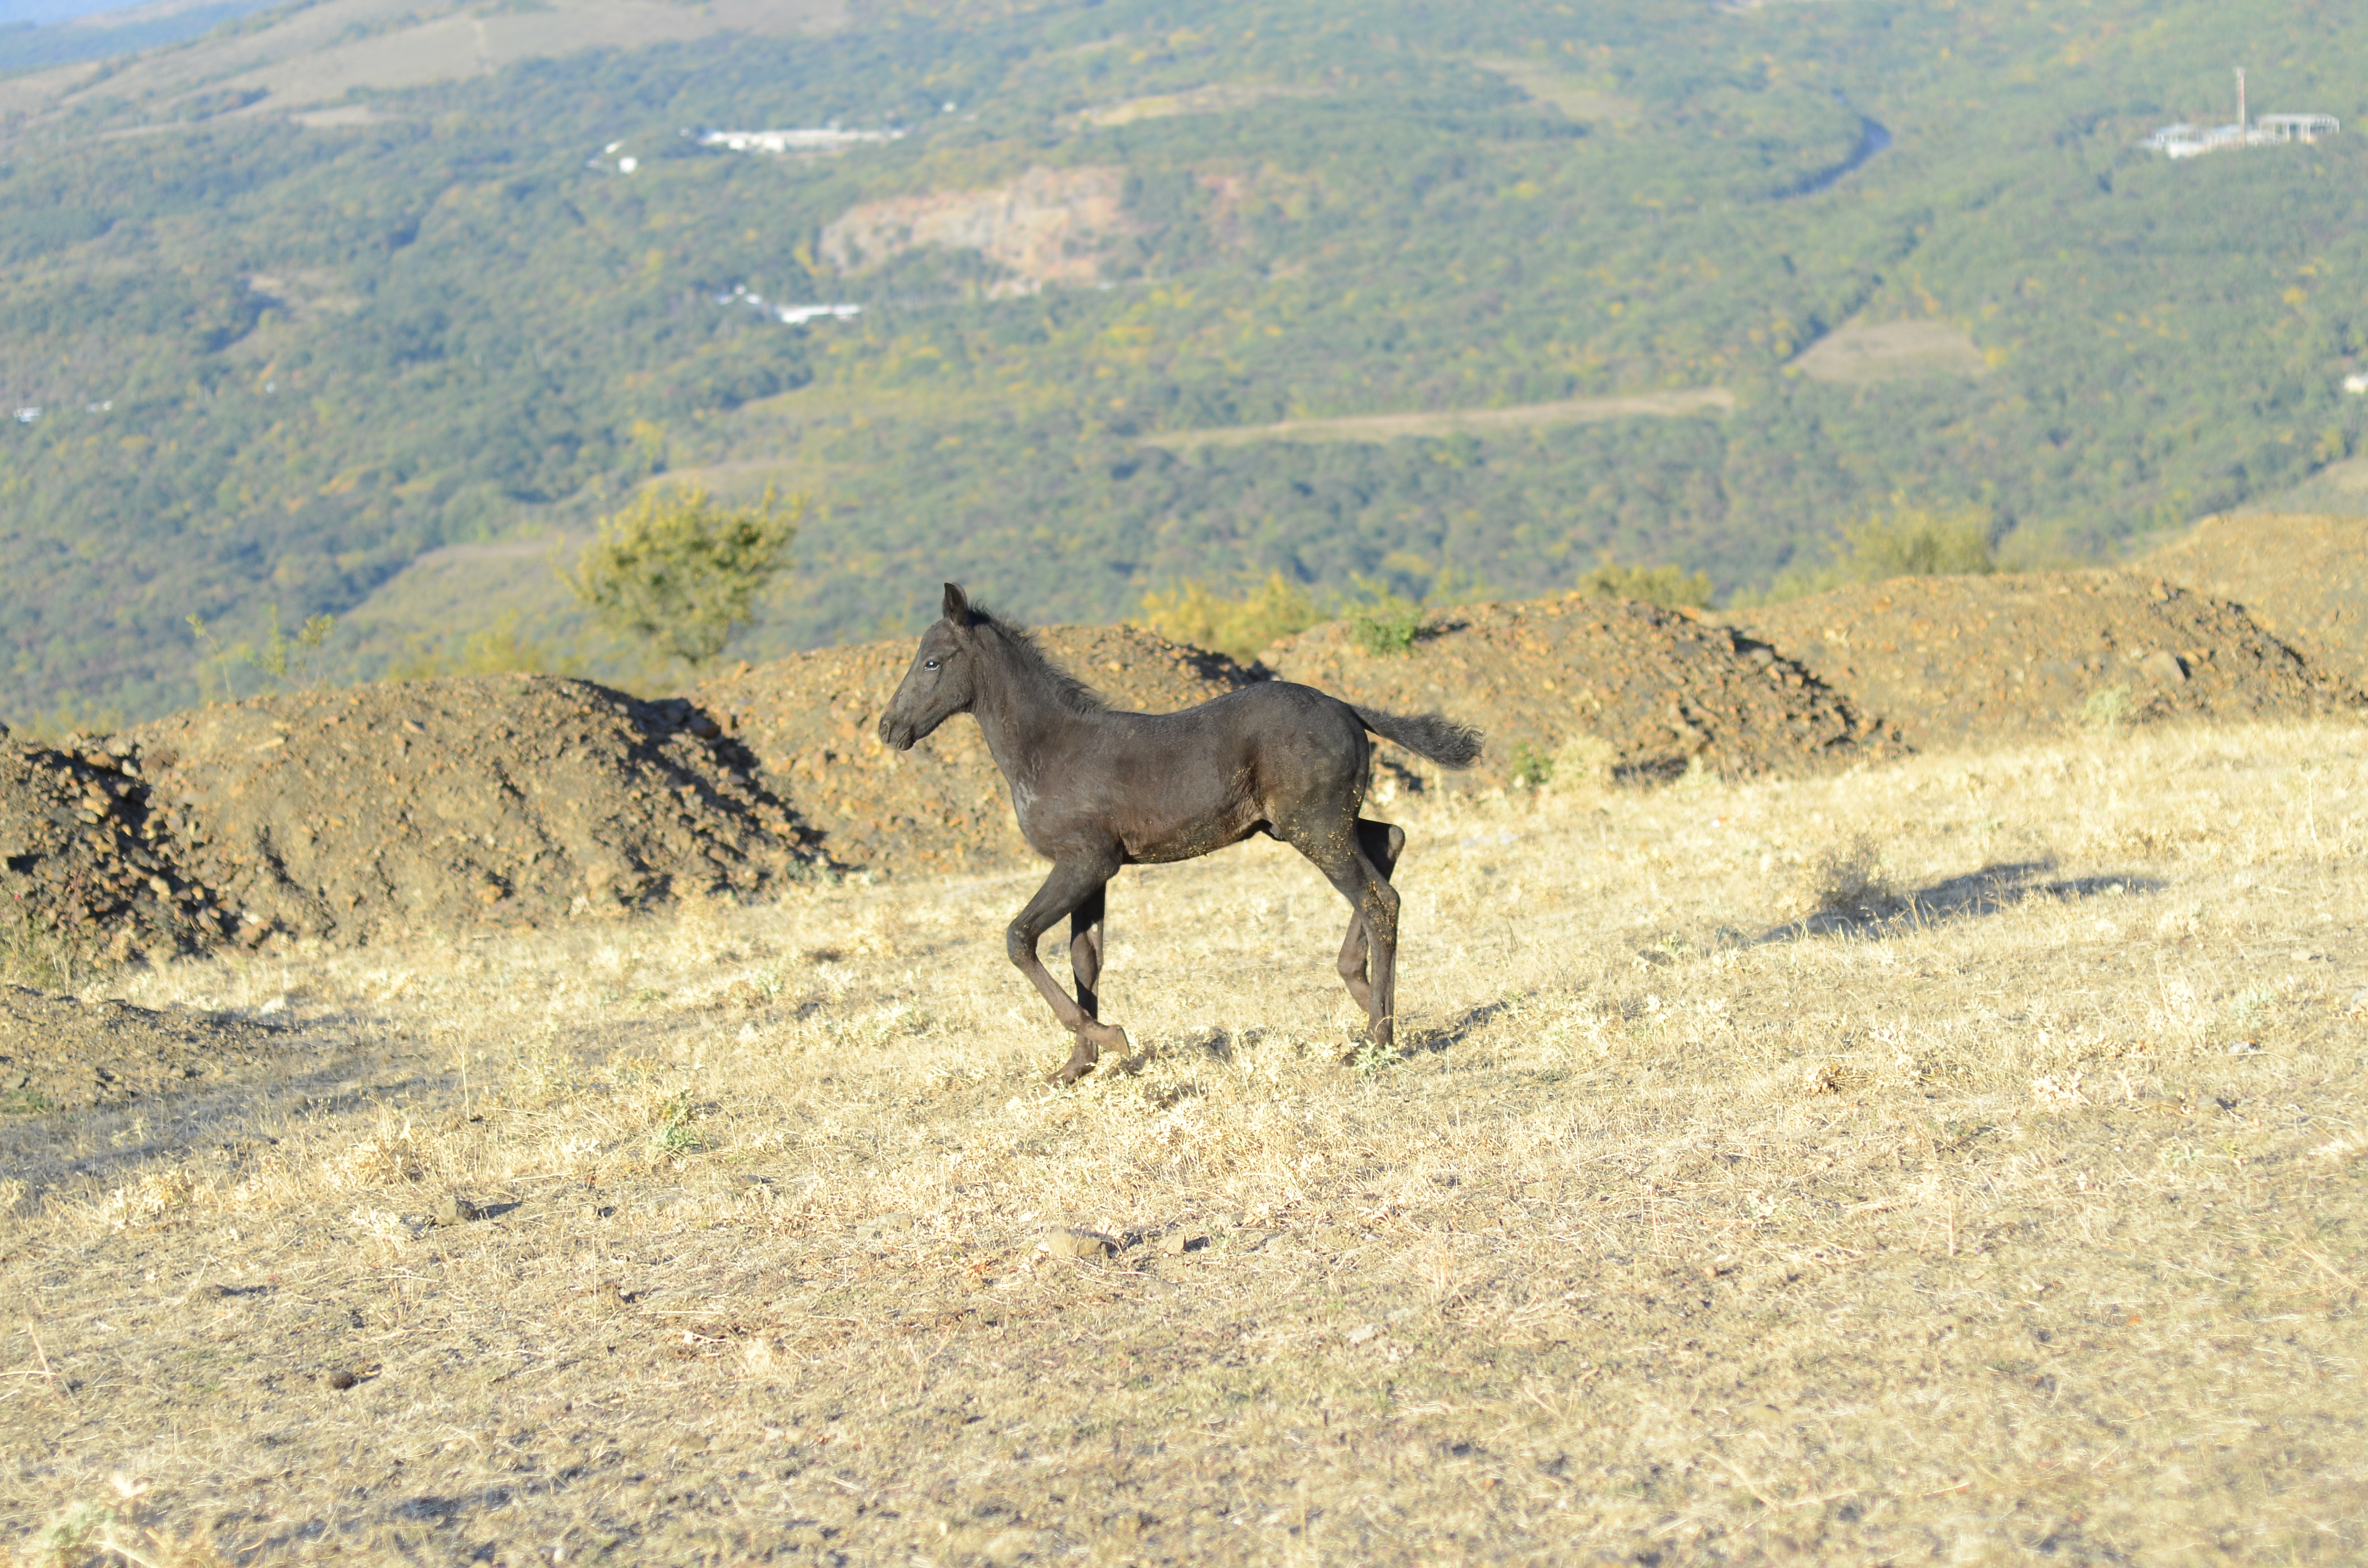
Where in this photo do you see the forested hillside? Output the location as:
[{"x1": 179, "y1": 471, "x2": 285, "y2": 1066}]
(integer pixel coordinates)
[{"x1": 2, "y1": 0, "x2": 2365, "y2": 721}]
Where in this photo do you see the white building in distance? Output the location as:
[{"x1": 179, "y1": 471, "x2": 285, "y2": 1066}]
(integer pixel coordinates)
[
  {"x1": 2146, "y1": 71, "x2": 2338, "y2": 159},
  {"x1": 699, "y1": 127, "x2": 903, "y2": 155}
]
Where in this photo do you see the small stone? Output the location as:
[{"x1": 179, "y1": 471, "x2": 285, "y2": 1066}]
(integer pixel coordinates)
[
  {"x1": 1345, "y1": 1323, "x2": 1380, "y2": 1346},
  {"x1": 1040, "y1": 1227, "x2": 1118, "y2": 1261},
  {"x1": 2227, "y1": 1040, "x2": 2260, "y2": 1056},
  {"x1": 1157, "y1": 1231, "x2": 1192, "y2": 1256},
  {"x1": 436, "y1": 1193, "x2": 485, "y2": 1225},
  {"x1": 325, "y1": 1369, "x2": 358, "y2": 1391}
]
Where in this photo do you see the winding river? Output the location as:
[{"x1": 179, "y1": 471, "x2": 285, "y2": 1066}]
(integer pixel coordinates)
[{"x1": 1786, "y1": 111, "x2": 1893, "y2": 197}]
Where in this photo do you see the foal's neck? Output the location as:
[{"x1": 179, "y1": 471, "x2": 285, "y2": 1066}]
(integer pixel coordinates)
[{"x1": 969, "y1": 626, "x2": 1097, "y2": 786}]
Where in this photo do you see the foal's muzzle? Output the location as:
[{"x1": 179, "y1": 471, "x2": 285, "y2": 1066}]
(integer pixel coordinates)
[{"x1": 879, "y1": 715, "x2": 916, "y2": 751}]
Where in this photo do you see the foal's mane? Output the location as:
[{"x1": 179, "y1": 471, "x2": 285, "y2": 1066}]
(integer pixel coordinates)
[{"x1": 967, "y1": 602, "x2": 1110, "y2": 716}]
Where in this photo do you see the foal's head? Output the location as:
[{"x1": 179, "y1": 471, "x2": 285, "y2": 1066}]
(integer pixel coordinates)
[{"x1": 879, "y1": 583, "x2": 987, "y2": 750}]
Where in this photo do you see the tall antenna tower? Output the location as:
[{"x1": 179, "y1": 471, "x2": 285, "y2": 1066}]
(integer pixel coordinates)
[{"x1": 2236, "y1": 66, "x2": 2247, "y2": 131}]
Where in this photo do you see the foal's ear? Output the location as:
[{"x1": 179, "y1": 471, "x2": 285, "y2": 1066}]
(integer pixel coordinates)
[{"x1": 941, "y1": 582, "x2": 973, "y2": 628}]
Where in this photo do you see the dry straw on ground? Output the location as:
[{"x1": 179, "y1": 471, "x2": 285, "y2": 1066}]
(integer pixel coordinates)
[{"x1": 2, "y1": 721, "x2": 2364, "y2": 1563}]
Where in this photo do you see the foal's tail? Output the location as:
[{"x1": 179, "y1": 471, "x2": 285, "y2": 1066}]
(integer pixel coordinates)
[{"x1": 1354, "y1": 706, "x2": 1483, "y2": 769}]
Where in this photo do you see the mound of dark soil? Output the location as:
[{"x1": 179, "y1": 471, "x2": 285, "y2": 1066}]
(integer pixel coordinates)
[
  {"x1": 0, "y1": 734, "x2": 234, "y2": 968},
  {"x1": 122, "y1": 676, "x2": 818, "y2": 948},
  {"x1": 1725, "y1": 572, "x2": 2359, "y2": 752},
  {"x1": 699, "y1": 625, "x2": 1261, "y2": 876},
  {"x1": 1261, "y1": 594, "x2": 1895, "y2": 788},
  {"x1": 0, "y1": 986, "x2": 290, "y2": 1114},
  {"x1": 2144, "y1": 514, "x2": 2368, "y2": 684}
]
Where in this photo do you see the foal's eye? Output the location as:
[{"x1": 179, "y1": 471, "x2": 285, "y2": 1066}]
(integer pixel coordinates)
[{"x1": 924, "y1": 658, "x2": 941, "y2": 670}]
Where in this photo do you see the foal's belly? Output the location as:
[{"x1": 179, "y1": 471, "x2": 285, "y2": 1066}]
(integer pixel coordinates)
[
  {"x1": 1122, "y1": 799, "x2": 1267, "y2": 865},
  {"x1": 1018, "y1": 787, "x2": 1264, "y2": 866}
]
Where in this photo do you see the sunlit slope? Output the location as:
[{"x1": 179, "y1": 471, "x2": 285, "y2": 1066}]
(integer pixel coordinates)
[
  {"x1": 0, "y1": 0, "x2": 844, "y2": 109},
  {"x1": 0, "y1": 0, "x2": 2365, "y2": 721}
]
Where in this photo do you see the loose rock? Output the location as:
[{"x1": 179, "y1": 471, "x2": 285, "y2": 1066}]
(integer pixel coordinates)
[{"x1": 1040, "y1": 1227, "x2": 1119, "y2": 1261}]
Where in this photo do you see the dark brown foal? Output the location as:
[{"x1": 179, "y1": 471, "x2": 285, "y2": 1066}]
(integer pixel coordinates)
[{"x1": 879, "y1": 584, "x2": 1480, "y2": 1082}]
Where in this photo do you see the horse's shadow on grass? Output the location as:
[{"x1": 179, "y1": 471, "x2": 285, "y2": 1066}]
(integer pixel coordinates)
[
  {"x1": 1758, "y1": 861, "x2": 2166, "y2": 944},
  {"x1": 1404, "y1": 999, "x2": 1509, "y2": 1056},
  {"x1": 1125, "y1": 1004, "x2": 1505, "y2": 1073}
]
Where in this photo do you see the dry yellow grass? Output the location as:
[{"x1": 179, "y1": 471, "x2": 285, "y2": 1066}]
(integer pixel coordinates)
[{"x1": 4, "y1": 721, "x2": 2366, "y2": 1562}]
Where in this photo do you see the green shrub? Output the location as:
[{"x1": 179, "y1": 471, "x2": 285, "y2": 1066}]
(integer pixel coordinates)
[
  {"x1": 387, "y1": 614, "x2": 583, "y2": 682},
  {"x1": 187, "y1": 605, "x2": 338, "y2": 702},
  {"x1": 1133, "y1": 572, "x2": 1322, "y2": 664},
  {"x1": 1574, "y1": 561, "x2": 1715, "y2": 610},
  {"x1": 1742, "y1": 496, "x2": 1996, "y2": 605},
  {"x1": 563, "y1": 486, "x2": 804, "y2": 669},
  {"x1": 1345, "y1": 593, "x2": 1426, "y2": 657}
]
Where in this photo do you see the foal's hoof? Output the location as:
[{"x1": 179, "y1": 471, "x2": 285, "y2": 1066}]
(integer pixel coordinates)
[{"x1": 1048, "y1": 1023, "x2": 1132, "y2": 1084}]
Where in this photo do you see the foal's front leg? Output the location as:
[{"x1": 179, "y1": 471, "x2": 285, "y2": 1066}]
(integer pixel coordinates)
[
  {"x1": 1070, "y1": 882, "x2": 1106, "y2": 1022},
  {"x1": 1007, "y1": 858, "x2": 1129, "y2": 1083}
]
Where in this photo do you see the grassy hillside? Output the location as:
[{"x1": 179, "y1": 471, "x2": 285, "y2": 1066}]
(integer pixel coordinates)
[{"x1": 2, "y1": 0, "x2": 2367, "y2": 720}]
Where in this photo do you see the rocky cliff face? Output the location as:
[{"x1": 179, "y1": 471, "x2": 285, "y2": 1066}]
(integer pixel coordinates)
[{"x1": 818, "y1": 165, "x2": 1137, "y2": 291}]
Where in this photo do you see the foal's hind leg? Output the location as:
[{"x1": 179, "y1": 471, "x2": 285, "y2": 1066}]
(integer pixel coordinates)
[
  {"x1": 1288, "y1": 821, "x2": 1401, "y2": 1049},
  {"x1": 1006, "y1": 857, "x2": 1129, "y2": 1083},
  {"x1": 1334, "y1": 820, "x2": 1406, "y2": 1014}
]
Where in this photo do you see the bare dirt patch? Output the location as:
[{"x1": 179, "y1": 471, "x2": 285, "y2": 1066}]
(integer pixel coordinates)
[
  {"x1": 2146, "y1": 512, "x2": 2368, "y2": 684},
  {"x1": 1262, "y1": 592, "x2": 1896, "y2": 790},
  {"x1": 2, "y1": 723, "x2": 2362, "y2": 1562},
  {"x1": 121, "y1": 675, "x2": 817, "y2": 948},
  {"x1": 0, "y1": 987, "x2": 288, "y2": 1116},
  {"x1": 699, "y1": 625, "x2": 1260, "y2": 877},
  {"x1": 1790, "y1": 318, "x2": 1988, "y2": 383},
  {"x1": 1138, "y1": 387, "x2": 1734, "y2": 450},
  {"x1": 1727, "y1": 571, "x2": 2360, "y2": 751}
]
